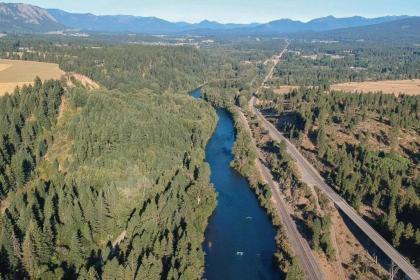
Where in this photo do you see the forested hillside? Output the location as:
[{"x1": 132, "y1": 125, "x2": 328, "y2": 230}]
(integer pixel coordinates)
[
  {"x1": 0, "y1": 77, "x2": 218, "y2": 278},
  {"x1": 0, "y1": 35, "x2": 282, "y2": 94},
  {"x1": 1, "y1": 42, "x2": 210, "y2": 94}
]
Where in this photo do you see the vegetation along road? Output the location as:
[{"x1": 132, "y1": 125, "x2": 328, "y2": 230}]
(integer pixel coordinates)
[
  {"x1": 251, "y1": 95, "x2": 420, "y2": 280},
  {"x1": 237, "y1": 107, "x2": 324, "y2": 280},
  {"x1": 239, "y1": 43, "x2": 325, "y2": 280}
]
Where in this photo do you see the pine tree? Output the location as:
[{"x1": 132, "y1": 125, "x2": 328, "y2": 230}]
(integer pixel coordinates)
[
  {"x1": 404, "y1": 223, "x2": 414, "y2": 240},
  {"x1": 415, "y1": 229, "x2": 420, "y2": 245},
  {"x1": 311, "y1": 218, "x2": 321, "y2": 251},
  {"x1": 102, "y1": 258, "x2": 123, "y2": 280},
  {"x1": 392, "y1": 222, "x2": 405, "y2": 247},
  {"x1": 69, "y1": 231, "x2": 84, "y2": 268},
  {"x1": 387, "y1": 204, "x2": 397, "y2": 231},
  {"x1": 286, "y1": 257, "x2": 305, "y2": 280},
  {"x1": 316, "y1": 126, "x2": 328, "y2": 158},
  {"x1": 22, "y1": 225, "x2": 37, "y2": 278}
]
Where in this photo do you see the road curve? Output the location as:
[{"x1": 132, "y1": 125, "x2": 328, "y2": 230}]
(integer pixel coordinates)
[
  {"x1": 251, "y1": 96, "x2": 420, "y2": 280},
  {"x1": 236, "y1": 108, "x2": 324, "y2": 280}
]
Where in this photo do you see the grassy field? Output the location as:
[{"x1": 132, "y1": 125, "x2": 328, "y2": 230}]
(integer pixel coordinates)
[
  {"x1": 0, "y1": 59, "x2": 64, "y2": 95},
  {"x1": 331, "y1": 79, "x2": 420, "y2": 96},
  {"x1": 273, "y1": 85, "x2": 298, "y2": 94}
]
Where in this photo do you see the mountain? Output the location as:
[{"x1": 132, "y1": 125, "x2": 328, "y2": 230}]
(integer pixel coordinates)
[
  {"x1": 242, "y1": 15, "x2": 410, "y2": 36},
  {"x1": 48, "y1": 9, "x2": 408, "y2": 35},
  {"x1": 304, "y1": 15, "x2": 409, "y2": 31},
  {"x1": 47, "y1": 9, "x2": 189, "y2": 34},
  {"x1": 0, "y1": 2, "x2": 63, "y2": 32},
  {"x1": 47, "y1": 9, "x2": 253, "y2": 34},
  {"x1": 0, "y1": 2, "x2": 414, "y2": 37},
  {"x1": 297, "y1": 17, "x2": 420, "y2": 42}
]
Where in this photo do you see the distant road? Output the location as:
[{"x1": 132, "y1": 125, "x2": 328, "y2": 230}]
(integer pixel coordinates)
[
  {"x1": 237, "y1": 42, "x2": 325, "y2": 280},
  {"x1": 250, "y1": 96, "x2": 420, "y2": 280},
  {"x1": 236, "y1": 108, "x2": 324, "y2": 280},
  {"x1": 255, "y1": 41, "x2": 289, "y2": 95}
]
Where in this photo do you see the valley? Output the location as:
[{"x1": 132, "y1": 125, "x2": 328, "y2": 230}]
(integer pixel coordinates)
[{"x1": 0, "y1": 2, "x2": 419, "y2": 280}]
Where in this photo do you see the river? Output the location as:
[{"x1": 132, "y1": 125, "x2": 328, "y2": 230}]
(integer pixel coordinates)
[{"x1": 192, "y1": 90, "x2": 281, "y2": 280}]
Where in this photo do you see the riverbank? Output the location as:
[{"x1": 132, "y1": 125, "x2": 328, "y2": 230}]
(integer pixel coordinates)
[
  {"x1": 192, "y1": 89, "x2": 281, "y2": 279},
  {"x1": 197, "y1": 88, "x2": 304, "y2": 278},
  {"x1": 228, "y1": 105, "x2": 306, "y2": 279}
]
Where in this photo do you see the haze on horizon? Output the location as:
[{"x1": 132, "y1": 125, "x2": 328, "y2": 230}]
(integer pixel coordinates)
[{"x1": 4, "y1": 0, "x2": 420, "y2": 24}]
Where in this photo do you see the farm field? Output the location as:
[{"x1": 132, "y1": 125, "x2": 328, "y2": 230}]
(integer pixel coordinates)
[
  {"x1": 331, "y1": 79, "x2": 420, "y2": 95},
  {"x1": 0, "y1": 59, "x2": 64, "y2": 95}
]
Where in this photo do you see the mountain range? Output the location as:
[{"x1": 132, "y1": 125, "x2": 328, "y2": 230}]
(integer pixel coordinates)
[
  {"x1": 0, "y1": 2, "x2": 417, "y2": 38},
  {"x1": 0, "y1": 2, "x2": 63, "y2": 32}
]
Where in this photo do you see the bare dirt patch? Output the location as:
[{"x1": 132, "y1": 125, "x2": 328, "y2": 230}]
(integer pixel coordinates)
[
  {"x1": 332, "y1": 210, "x2": 387, "y2": 279},
  {"x1": 0, "y1": 59, "x2": 64, "y2": 95},
  {"x1": 331, "y1": 79, "x2": 420, "y2": 96},
  {"x1": 65, "y1": 72, "x2": 100, "y2": 90}
]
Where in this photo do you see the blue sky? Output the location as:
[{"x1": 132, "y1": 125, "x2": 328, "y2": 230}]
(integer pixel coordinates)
[{"x1": 7, "y1": 0, "x2": 420, "y2": 23}]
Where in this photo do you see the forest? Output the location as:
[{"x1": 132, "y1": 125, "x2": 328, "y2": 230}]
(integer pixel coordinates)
[
  {"x1": 271, "y1": 41, "x2": 420, "y2": 87},
  {"x1": 0, "y1": 73, "x2": 220, "y2": 278},
  {"x1": 0, "y1": 34, "x2": 294, "y2": 279},
  {"x1": 0, "y1": 35, "x2": 281, "y2": 94}
]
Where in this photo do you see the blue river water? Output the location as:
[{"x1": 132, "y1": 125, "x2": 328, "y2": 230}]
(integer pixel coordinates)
[{"x1": 192, "y1": 90, "x2": 281, "y2": 280}]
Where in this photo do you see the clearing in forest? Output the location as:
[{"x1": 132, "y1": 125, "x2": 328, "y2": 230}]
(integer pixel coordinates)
[
  {"x1": 331, "y1": 79, "x2": 420, "y2": 96},
  {"x1": 274, "y1": 85, "x2": 298, "y2": 94},
  {"x1": 0, "y1": 59, "x2": 64, "y2": 95}
]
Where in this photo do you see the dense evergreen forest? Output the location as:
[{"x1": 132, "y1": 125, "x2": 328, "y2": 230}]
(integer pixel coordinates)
[
  {"x1": 0, "y1": 32, "x2": 226, "y2": 279},
  {"x1": 0, "y1": 35, "x2": 280, "y2": 94},
  {"x1": 258, "y1": 87, "x2": 420, "y2": 266},
  {"x1": 2, "y1": 44, "x2": 209, "y2": 94},
  {"x1": 0, "y1": 77, "x2": 219, "y2": 278},
  {"x1": 0, "y1": 35, "x2": 290, "y2": 279},
  {"x1": 272, "y1": 41, "x2": 420, "y2": 87}
]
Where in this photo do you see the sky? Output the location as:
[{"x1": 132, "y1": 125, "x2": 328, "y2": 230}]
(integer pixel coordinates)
[{"x1": 6, "y1": 0, "x2": 420, "y2": 23}]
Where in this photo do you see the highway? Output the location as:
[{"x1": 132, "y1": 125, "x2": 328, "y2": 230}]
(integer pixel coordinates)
[
  {"x1": 236, "y1": 42, "x2": 325, "y2": 280},
  {"x1": 236, "y1": 108, "x2": 324, "y2": 280},
  {"x1": 250, "y1": 96, "x2": 420, "y2": 280},
  {"x1": 255, "y1": 41, "x2": 289, "y2": 95}
]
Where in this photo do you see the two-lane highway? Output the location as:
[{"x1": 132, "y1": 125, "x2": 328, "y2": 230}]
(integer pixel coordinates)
[
  {"x1": 235, "y1": 42, "x2": 325, "y2": 280},
  {"x1": 236, "y1": 108, "x2": 324, "y2": 280},
  {"x1": 251, "y1": 96, "x2": 420, "y2": 280}
]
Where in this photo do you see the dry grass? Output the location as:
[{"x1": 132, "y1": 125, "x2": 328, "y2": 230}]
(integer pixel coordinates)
[
  {"x1": 331, "y1": 210, "x2": 387, "y2": 279},
  {"x1": 65, "y1": 72, "x2": 100, "y2": 90},
  {"x1": 318, "y1": 112, "x2": 420, "y2": 161},
  {"x1": 274, "y1": 85, "x2": 298, "y2": 94},
  {"x1": 331, "y1": 79, "x2": 420, "y2": 96},
  {"x1": 0, "y1": 64, "x2": 12, "y2": 72},
  {"x1": 0, "y1": 59, "x2": 64, "y2": 96}
]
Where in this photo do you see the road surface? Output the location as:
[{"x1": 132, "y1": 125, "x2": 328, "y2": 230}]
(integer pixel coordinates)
[
  {"x1": 250, "y1": 96, "x2": 420, "y2": 280},
  {"x1": 255, "y1": 41, "x2": 289, "y2": 95},
  {"x1": 236, "y1": 108, "x2": 324, "y2": 280},
  {"x1": 236, "y1": 42, "x2": 324, "y2": 280}
]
